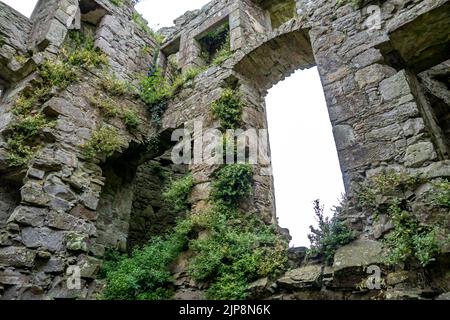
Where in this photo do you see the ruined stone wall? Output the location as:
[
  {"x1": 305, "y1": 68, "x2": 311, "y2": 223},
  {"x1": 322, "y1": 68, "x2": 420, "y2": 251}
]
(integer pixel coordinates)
[
  {"x1": 0, "y1": 0, "x2": 163, "y2": 299},
  {"x1": 0, "y1": 0, "x2": 449, "y2": 300}
]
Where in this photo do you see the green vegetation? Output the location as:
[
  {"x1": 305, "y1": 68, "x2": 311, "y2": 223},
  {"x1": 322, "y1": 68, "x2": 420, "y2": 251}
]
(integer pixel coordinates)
[
  {"x1": 101, "y1": 219, "x2": 194, "y2": 300},
  {"x1": 39, "y1": 60, "x2": 78, "y2": 90},
  {"x1": 5, "y1": 30, "x2": 108, "y2": 167},
  {"x1": 171, "y1": 67, "x2": 204, "y2": 93},
  {"x1": 357, "y1": 171, "x2": 422, "y2": 209},
  {"x1": 211, "y1": 88, "x2": 243, "y2": 129},
  {"x1": 429, "y1": 179, "x2": 450, "y2": 208},
  {"x1": 109, "y1": 0, "x2": 124, "y2": 6},
  {"x1": 102, "y1": 164, "x2": 288, "y2": 300},
  {"x1": 163, "y1": 174, "x2": 195, "y2": 212},
  {"x1": 15, "y1": 54, "x2": 30, "y2": 65},
  {"x1": 89, "y1": 94, "x2": 121, "y2": 118},
  {"x1": 210, "y1": 163, "x2": 253, "y2": 207},
  {"x1": 307, "y1": 200, "x2": 354, "y2": 265},
  {"x1": 337, "y1": 0, "x2": 364, "y2": 9},
  {"x1": 199, "y1": 23, "x2": 231, "y2": 65},
  {"x1": 121, "y1": 108, "x2": 142, "y2": 130},
  {"x1": 62, "y1": 31, "x2": 108, "y2": 68},
  {"x1": 99, "y1": 73, "x2": 134, "y2": 96},
  {"x1": 6, "y1": 114, "x2": 54, "y2": 167},
  {"x1": 356, "y1": 171, "x2": 448, "y2": 267},
  {"x1": 139, "y1": 69, "x2": 171, "y2": 124},
  {"x1": 83, "y1": 126, "x2": 124, "y2": 159},
  {"x1": 384, "y1": 199, "x2": 440, "y2": 267}
]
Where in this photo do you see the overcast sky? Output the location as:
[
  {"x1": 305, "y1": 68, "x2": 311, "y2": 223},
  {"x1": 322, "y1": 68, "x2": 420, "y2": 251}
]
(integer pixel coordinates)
[{"x1": 1, "y1": 0, "x2": 345, "y2": 247}]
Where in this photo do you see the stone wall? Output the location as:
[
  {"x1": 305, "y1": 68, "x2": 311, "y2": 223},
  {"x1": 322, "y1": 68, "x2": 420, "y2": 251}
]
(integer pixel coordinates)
[{"x1": 0, "y1": 0, "x2": 449, "y2": 300}]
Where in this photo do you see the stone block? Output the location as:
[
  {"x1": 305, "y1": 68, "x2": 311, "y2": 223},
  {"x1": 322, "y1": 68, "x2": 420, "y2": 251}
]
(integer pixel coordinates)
[{"x1": 0, "y1": 247, "x2": 36, "y2": 268}]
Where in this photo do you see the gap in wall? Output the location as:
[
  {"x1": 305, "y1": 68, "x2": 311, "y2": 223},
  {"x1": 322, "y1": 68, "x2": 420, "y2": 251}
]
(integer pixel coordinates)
[{"x1": 265, "y1": 67, "x2": 345, "y2": 247}]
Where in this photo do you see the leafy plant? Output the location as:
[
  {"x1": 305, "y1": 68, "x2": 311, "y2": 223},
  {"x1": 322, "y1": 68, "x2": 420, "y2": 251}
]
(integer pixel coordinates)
[
  {"x1": 88, "y1": 94, "x2": 120, "y2": 118},
  {"x1": 101, "y1": 219, "x2": 194, "y2": 300},
  {"x1": 5, "y1": 114, "x2": 54, "y2": 167},
  {"x1": 139, "y1": 69, "x2": 171, "y2": 124},
  {"x1": 121, "y1": 108, "x2": 141, "y2": 130},
  {"x1": 307, "y1": 200, "x2": 354, "y2": 265},
  {"x1": 212, "y1": 32, "x2": 231, "y2": 66},
  {"x1": 171, "y1": 67, "x2": 205, "y2": 94},
  {"x1": 62, "y1": 31, "x2": 108, "y2": 68},
  {"x1": 39, "y1": 60, "x2": 78, "y2": 90},
  {"x1": 211, "y1": 88, "x2": 243, "y2": 130},
  {"x1": 83, "y1": 126, "x2": 124, "y2": 159},
  {"x1": 100, "y1": 74, "x2": 133, "y2": 96},
  {"x1": 210, "y1": 164, "x2": 253, "y2": 207},
  {"x1": 163, "y1": 174, "x2": 195, "y2": 212},
  {"x1": 188, "y1": 164, "x2": 287, "y2": 299},
  {"x1": 102, "y1": 163, "x2": 288, "y2": 300},
  {"x1": 109, "y1": 0, "x2": 124, "y2": 6},
  {"x1": 6, "y1": 136, "x2": 39, "y2": 167},
  {"x1": 429, "y1": 179, "x2": 450, "y2": 208},
  {"x1": 383, "y1": 200, "x2": 440, "y2": 267},
  {"x1": 199, "y1": 23, "x2": 230, "y2": 64}
]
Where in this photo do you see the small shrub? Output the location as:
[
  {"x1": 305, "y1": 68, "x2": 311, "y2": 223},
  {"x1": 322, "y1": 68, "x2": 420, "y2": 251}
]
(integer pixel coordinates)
[
  {"x1": 102, "y1": 219, "x2": 194, "y2": 300},
  {"x1": 212, "y1": 32, "x2": 232, "y2": 66},
  {"x1": 12, "y1": 95, "x2": 38, "y2": 115},
  {"x1": 121, "y1": 108, "x2": 141, "y2": 130},
  {"x1": 307, "y1": 200, "x2": 354, "y2": 265},
  {"x1": 6, "y1": 136, "x2": 38, "y2": 167},
  {"x1": 211, "y1": 88, "x2": 243, "y2": 129},
  {"x1": 88, "y1": 94, "x2": 120, "y2": 118},
  {"x1": 211, "y1": 164, "x2": 253, "y2": 207},
  {"x1": 39, "y1": 60, "x2": 78, "y2": 90},
  {"x1": 100, "y1": 74, "x2": 132, "y2": 96},
  {"x1": 429, "y1": 179, "x2": 450, "y2": 208},
  {"x1": 83, "y1": 126, "x2": 124, "y2": 159},
  {"x1": 171, "y1": 67, "x2": 204, "y2": 94},
  {"x1": 384, "y1": 200, "x2": 440, "y2": 267},
  {"x1": 357, "y1": 170, "x2": 422, "y2": 208},
  {"x1": 139, "y1": 69, "x2": 171, "y2": 123},
  {"x1": 163, "y1": 174, "x2": 195, "y2": 212},
  {"x1": 5, "y1": 114, "x2": 54, "y2": 167}
]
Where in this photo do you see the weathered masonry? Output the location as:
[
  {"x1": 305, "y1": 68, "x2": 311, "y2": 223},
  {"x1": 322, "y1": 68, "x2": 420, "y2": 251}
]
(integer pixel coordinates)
[{"x1": 0, "y1": 0, "x2": 449, "y2": 299}]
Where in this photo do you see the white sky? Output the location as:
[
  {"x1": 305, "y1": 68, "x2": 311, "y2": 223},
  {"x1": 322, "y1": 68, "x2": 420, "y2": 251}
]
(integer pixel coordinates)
[{"x1": 1, "y1": 0, "x2": 345, "y2": 247}]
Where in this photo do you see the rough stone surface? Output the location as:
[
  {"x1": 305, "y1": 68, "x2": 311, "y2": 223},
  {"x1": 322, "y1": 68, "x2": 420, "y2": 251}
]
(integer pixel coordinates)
[{"x1": 333, "y1": 240, "x2": 384, "y2": 273}]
